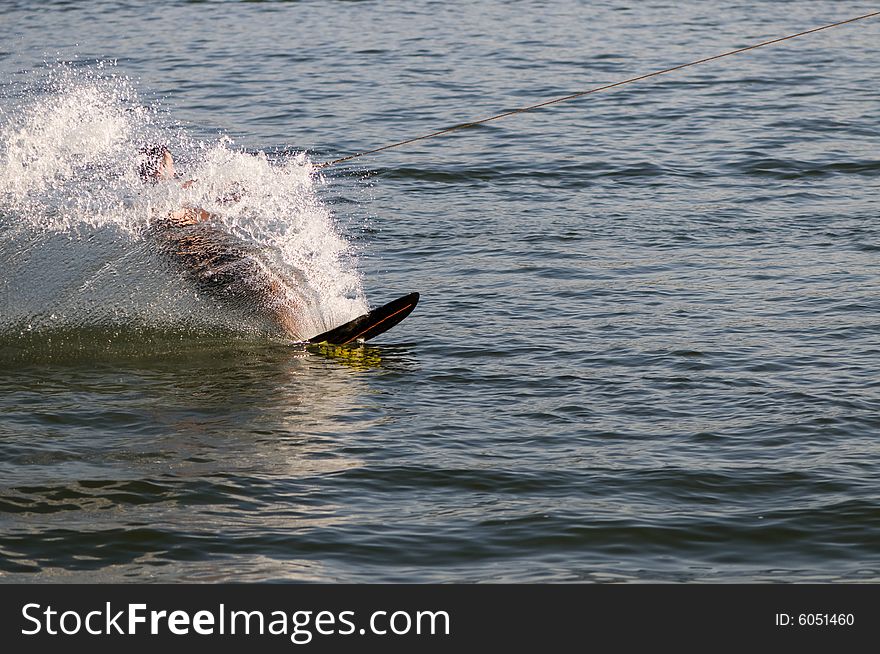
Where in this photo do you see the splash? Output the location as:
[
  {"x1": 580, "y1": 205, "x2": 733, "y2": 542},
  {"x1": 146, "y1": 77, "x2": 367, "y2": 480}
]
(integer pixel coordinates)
[{"x1": 0, "y1": 62, "x2": 367, "y2": 348}]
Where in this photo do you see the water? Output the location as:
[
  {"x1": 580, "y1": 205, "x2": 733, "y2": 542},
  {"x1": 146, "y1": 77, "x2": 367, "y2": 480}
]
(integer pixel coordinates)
[{"x1": 0, "y1": 0, "x2": 878, "y2": 582}]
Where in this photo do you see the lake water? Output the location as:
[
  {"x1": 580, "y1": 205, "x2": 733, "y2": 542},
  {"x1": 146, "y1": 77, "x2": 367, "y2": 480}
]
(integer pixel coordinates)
[{"x1": 1, "y1": 0, "x2": 878, "y2": 582}]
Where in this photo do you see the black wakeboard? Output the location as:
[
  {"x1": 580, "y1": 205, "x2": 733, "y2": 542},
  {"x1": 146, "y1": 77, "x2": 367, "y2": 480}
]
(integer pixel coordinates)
[{"x1": 308, "y1": 292, "x2": 419, "y2": 345}]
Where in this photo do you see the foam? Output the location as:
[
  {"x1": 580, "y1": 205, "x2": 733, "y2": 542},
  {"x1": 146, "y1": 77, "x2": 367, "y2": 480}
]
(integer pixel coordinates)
[{"x1": 0, "y1": 62, "x2": 368, "y2": 344}]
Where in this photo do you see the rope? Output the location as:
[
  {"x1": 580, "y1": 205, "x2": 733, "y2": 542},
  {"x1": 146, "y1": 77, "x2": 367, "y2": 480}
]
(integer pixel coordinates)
[{"x1": 318, "y1": 10, "x2": 880, "y2": 169}]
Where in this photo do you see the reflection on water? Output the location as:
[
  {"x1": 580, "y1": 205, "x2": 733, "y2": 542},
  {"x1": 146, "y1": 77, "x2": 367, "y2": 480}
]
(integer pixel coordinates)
[
  {"x1": 307, "y1": 342, "x2": 389, "y2": 371},
  {"x1": 0, "y1": 340, "x2": 418, "y2": 580}
]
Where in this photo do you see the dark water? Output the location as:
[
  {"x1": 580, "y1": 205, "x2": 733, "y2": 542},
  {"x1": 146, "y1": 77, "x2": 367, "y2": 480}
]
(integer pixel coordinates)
[{"x1": 1, "y1": 1, "x2": 879, "y2": 582}]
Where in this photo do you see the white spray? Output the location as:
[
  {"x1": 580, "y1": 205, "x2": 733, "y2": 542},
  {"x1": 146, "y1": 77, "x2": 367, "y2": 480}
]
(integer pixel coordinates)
[{"x1": 0, "y1": 63, "x2": 368, "y2": 344}]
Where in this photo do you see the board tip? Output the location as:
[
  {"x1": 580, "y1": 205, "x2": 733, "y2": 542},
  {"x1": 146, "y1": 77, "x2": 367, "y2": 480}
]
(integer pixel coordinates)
[{"x1": 307, "y1": 291, "x2": 420, "y2": 345}]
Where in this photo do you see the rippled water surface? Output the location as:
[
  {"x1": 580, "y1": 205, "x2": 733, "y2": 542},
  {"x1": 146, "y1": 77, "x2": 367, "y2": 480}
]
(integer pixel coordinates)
[{"x1": 1, "y1": 1, "x2": 879, "y2": 582}]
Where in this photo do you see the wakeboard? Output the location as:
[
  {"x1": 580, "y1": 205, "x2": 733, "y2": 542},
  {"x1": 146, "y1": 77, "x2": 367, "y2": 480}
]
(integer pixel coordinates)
[{"x1": 308, "y1": 292, "x2": 419, "y2": 345}]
